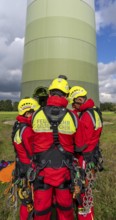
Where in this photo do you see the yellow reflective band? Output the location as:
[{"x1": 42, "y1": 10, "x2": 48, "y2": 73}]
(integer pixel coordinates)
[
  {"x1": 58, "y1": 112, "x2": 76, "y2": 134},
  {"x1": 94, "y1": 110, "x2": 102, "y2": 130},
  {"x1": 14, "y1": 130, "x2": 21, "y2": 144},
  {"x1": 33, "y1": 110, "x2": 51, "y2": 132},
  {"x1": 32, "y1": 110, "x2": 76, "y2": 134}
]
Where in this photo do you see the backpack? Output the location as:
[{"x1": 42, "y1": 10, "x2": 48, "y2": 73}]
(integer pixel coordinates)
[{"x1": 11, "y1": 121, "x2": 28, "y2": 143}]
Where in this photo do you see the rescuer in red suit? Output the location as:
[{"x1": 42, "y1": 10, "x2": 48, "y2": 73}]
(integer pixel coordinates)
[
  {"x1": 12, "y1": 98, "x2": 40, "y2": 220},
  {"x1": 68, "y1": 86, "x2": 103, "y2": 220},
  {"x1": 31, "y1": 76, "x2": 85, "y2": 220}
]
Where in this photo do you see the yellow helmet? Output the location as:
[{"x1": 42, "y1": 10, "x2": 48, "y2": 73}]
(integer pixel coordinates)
[
  {"x1": 48, "y1": 78, "x2": 69, "y2": 94},
  {"x1": 68, "y1": 86, "x2": 87, "y2": 104},
  {"x1": 18, "y1": 98, "x2": 40, "y2": 115}
]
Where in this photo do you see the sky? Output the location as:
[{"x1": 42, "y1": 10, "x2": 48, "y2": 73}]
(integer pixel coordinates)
[{"x1": 0, "y1": 0, "x2": 116, "y2": 103}]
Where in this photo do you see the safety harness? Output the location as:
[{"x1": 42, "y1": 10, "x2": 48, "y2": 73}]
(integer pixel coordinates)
[
  {"x1": 33, "y1": 106, "x2": 76, "y2": 170},
  {"x1": 79, "y1": 106, "x2": 103, "y2": 171},
  {"x1": 12, "y1": 121, "x2": 32, "y2": 160},
  {"x1": 30, "y1": 106, "x2": 77, "y2": 216},
  {"x1": 10, "y1": 121, "x2": 34, "y2": 219},
  {"x1": 73, "y1": 107, "x2": 104, "y2": 210},
  {"x1": 11, "y1": 121, "x2": 27, "y2": 142}
]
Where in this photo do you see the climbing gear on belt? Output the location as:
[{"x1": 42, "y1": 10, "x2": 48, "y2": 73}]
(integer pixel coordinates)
[
  {"x1": 72, "y1": 158, "x2": 83, "y2": 204},
  {"x1": 83, "y1": 145, "x2": 104, "y2": 172},
  {"x1": 12, "y1": 121, "x2": 32, "y2": 161},
  {"x1": 4, "y1": 175, "x2": 33, "y2": 219}
]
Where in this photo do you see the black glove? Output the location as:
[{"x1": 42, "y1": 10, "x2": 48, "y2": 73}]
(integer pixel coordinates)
[{"x1": 15, "y1": 160, "x2": 31, "y2": 178}]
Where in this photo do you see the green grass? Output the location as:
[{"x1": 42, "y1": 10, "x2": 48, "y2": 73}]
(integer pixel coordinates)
[
  {"x1": 0, "y1": 112, "x2": 18, "y2": 220},
  {"x1": 0, "y1": 112, "x2": 116, "y2": 219},
  {"x1": 93, "y1": 112, "x2": 116, "y2": 220}
]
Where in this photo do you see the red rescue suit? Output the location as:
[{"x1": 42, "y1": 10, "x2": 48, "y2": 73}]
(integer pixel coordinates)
[
  {"x1": 13, "y1": 115, "x2": 34, "y2": 220},
  {"x1": 32, "y1": 96, "x2": 85, "y2": 220},
  {"x1": 73, "y1": 99, "x2": 103, "y2": 220}
]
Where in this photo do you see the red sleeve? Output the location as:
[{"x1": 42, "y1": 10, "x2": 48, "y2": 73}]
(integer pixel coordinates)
[
  {"x1": 74, "y1": 119, "x2": 87, "y2": 152},
  {"x1": 80, "y1": 112, "x2": 94, "y2": 146},
  {"x1": 22, "y1": 127, "x2": 34, "y2": 157}
]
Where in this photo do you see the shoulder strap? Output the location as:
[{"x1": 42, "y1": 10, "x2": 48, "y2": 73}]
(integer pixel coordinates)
[
  {"x1": 43, "y1": 106, "x2": 68, "y2": 146},
  {"x1": 19, "y1": 123, "x2": 28, "y2": 140},
  {"x1": 79, "y1": 107, "x2": 103, "y2": 128},
  {"x1": 86, "y1": 108, "x2": 96, "y2": 128},
  {"x1": 68, "y1": 111, "x2": 78, "y2": 128},
  {"x1": 31, "y1": 107, "x2": 42, "y2": 123},
  {"x1": 11, "y1": 121, "x2": 20, "y2": 142},
  {"x1": 11, "y1": 121, "x2": 28, "y2": 142},
  {"x1": 43, "y1": 106, "x2": 68, "y2": 125},
  {"x1": 12, "y1": 121, "x2": 32, "y2": 159}
]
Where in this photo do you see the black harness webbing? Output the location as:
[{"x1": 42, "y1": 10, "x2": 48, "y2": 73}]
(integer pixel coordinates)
[
  {"x1": 12, "y1": 121, "x2": 31, "y2": 159},
  {"x1": 33, "y1": 106, "x2": 75, "y2": 169},
  {"x1": 32, "y1": 105, "x2": 76, "y2": 191},
  {"x1": 34, "y1": 206, "x2": 52, "y2": 216},
  {"x1": 43, "y1": 106, "x2": 68, "y2": 147}
]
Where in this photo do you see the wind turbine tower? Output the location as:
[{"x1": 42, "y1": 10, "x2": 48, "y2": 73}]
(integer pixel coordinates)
[{"x1": 21, "y1": 0, "x2": 99, "y2": 105}]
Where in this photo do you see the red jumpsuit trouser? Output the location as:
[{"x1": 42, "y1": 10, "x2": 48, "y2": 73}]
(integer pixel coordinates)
[
  {"x1": 20, "y1": 204, "x2": 29, "y2": 220},
  {"x1": 34, "y1": 186, "x2": 74, "y2": 220}
]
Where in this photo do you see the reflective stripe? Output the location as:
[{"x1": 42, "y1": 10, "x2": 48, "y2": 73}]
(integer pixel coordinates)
[
  {"x1": 14, "y1": 129, "x2": 21, "y2": 144},
  {"x1": 14, "y1": 126, "x2": 27, "y2": 144},
  {"x1": 86, "y1": 110, "x2": 102, "y2": 130},
  {"x1": 94, "y1": 110, "x2": 102, "y2": 130},
  {"x1": 20, "y1": 126, "x2": 27, "y2": 140},
  {"x1": 86, "y1": 110, "x2": 96, "y2": 128},
  {"x1": 33, "y1": 110, "x2": 76, "y2": 134}
]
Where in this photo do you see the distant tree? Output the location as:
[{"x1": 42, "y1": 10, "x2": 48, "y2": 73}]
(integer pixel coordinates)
[
  {"x1": 12, "y1": 101, "x2": 18, "y2": 111},
  {"x1": 100, "y1": 102, "x2": 116, "y2": 111},
  {"x1": 0, "y1": 100, "x2": 5, "y2": 111},
  {"x1": 3, "y1": 100, "x2": 13, "y2": 111}
]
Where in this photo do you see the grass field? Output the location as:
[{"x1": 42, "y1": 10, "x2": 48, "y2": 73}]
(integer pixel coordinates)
[{"x1": 0, "y1": 111, "x2": 116, "y2": 220}]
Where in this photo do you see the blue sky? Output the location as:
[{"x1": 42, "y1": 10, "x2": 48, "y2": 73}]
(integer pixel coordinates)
[
  {"x1": 96, "y1": 1, "x2": 116, "y2": 63},
  {"x1": 0, "y1": 0, "x2": 116, "y2": 103},
  {"x1": 95, "y1": 0, "x2": 116, "y2": 102},
  {"x1": 97, "y1": 26, "x2": 116, "y2": 63}
]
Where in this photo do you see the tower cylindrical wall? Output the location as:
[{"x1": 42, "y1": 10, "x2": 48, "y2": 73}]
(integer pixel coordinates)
[{"x1": 21, "y1": 0, "x2": 99, "y2": 105}]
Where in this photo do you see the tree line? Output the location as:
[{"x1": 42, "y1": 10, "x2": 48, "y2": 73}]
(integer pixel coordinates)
[
  {"x1": 100, "y1": 102, "x2": 116, "y2": 112},
  {"x1": 0, "y1": 100, "x2": 18, "y2": 111},
  {"x1": 0, "y1": 99, "x2": 115, "y2": 112}
]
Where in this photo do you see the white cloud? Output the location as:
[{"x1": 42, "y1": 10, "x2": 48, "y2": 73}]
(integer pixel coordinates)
[
  {"x1": 0, "y1": 0, "x2": 115, "y2": 104},
  {"x1": 95, "y1": 0, "x2": 116, "y2": 34},
  {"x1": 0, "y1": 0, "x2": 26, "y2": 101},
  {"x1": 98, "y1": 61, "x2": 116, "y2": 103}
]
